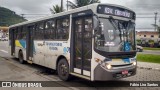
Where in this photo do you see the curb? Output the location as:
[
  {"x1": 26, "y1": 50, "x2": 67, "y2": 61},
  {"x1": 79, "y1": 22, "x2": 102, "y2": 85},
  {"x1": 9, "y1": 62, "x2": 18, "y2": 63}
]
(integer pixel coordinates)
[{"x1": 137, "y1": 66, "x2": 160, "y2": 71}]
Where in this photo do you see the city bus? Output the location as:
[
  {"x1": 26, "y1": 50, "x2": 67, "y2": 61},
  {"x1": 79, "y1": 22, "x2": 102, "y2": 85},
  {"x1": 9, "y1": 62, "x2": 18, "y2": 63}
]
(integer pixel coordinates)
[{"x1": 9, "y1": 3, "x2": 137, "y2": 81}]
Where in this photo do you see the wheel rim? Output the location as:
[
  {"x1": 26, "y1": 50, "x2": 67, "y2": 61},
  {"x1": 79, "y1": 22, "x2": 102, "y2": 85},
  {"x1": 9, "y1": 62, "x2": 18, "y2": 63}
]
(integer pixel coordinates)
[
  {"x1": 60, "y1": 63, "x2": 68, "y2": 76},
  {"x1": 19, "y1": 52, "x2": 23, "y2": 62}
]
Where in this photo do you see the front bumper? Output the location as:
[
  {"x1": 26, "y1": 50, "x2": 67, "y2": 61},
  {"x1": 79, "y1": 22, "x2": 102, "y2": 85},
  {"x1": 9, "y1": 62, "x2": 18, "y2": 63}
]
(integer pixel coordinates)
[{"x1": 94, "y1": 64, "x2": 137, "y2": 81}]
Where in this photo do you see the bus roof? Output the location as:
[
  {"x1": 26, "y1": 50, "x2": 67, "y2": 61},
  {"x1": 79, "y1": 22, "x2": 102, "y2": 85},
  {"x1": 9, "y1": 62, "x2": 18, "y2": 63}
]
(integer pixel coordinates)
[{"x1": 9, "y1": 3, "x2": 135, "y2": 28}]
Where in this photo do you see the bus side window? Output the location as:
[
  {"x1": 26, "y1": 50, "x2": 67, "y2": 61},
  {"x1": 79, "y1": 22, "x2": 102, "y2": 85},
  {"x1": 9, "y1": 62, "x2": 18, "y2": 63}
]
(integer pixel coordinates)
[
  {"x1": 44, "y1": 20, "x2": 55, "y2": 40},
  {"x1": 56, "y1": 17, "x2": 69, "y2": 40},
  {"x1": 44, "y1": 21, "x2": 50, "y2": 40},
  {"x1": 39, "y1": 22, "x2": 44, "y2": 40},
  {"x1": 56, "y1": 19, "x2": 63, "y2": 39},
  {"x1": 17, "y1": 27, "x2": 22, "y2": 40},
  {"x1": 51, "y1": 20, "x2": 56, "y2": 39},
  {"x1": 14, "y1": 28, "x2": 18, "y2": 40},
  {"x1": 21, "y1": 26, "x2": 26, "y2": 40},
  {"x1": 35, "y1": 24, "x2": 39, "y2": 40},
  {"x1": 62, "y1": 18, "x2": 69, "y2": 39},
  {"x1": 35, "y1": 22, "x2": 44, "y2": 40}
]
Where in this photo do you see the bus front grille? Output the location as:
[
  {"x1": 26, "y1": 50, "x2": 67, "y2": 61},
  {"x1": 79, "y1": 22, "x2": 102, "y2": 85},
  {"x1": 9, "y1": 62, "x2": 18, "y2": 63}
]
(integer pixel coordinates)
[{"x1": 111, "y1": 64, "x2": 132, "y2": 67}]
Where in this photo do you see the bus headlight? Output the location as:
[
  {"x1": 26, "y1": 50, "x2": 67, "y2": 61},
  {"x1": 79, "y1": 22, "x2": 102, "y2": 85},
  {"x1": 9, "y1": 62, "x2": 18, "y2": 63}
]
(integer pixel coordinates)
[
  {"x1": 133, "y1": 62, "x2": 136, "y2": 66},
  {"x1": 101, "y1": 63, "x2": 112, "y2": 69},
  {"x1": 106, "y1": 64, "x2": 112, "y2": 69}
]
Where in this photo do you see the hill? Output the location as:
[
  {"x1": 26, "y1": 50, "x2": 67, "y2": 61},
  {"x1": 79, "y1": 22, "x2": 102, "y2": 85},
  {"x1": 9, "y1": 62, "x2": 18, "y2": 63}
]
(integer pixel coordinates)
[{"x1": 0, "y1": 7, "x2": 27, "y2": 26}]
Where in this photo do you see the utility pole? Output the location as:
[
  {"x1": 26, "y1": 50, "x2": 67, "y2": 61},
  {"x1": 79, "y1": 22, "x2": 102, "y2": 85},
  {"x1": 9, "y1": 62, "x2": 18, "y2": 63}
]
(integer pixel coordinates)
[
  {"x1": 67, "y1": 0, "x2": 68, "y2": 11},
  {"x1": 154, "y1": 12, "x2": 158, "y2": 31},
  {"x1": 61, "y1": 0, "x2": 63, "y2": 12}
]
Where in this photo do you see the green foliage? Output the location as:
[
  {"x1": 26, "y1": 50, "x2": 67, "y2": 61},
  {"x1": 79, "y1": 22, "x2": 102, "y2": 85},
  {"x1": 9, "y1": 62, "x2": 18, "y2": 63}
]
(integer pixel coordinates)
[
  {"x1": 136, "y1": 39, "x2": 141, "y2": 44},
  {"x1": 137, "y1": 54, "x2": 160, "y2": 64},
  {"x1": 148, "y1": 40, "x2": 154, "y2": 44},
  {"x1": 143, "y1": 47, "x2": 160, "y2": 51},
  {"x1": 68, "y1": 0, "x2": 100, "y2": 9},
  {"x1": 0, "y1": 7, "x2": 27, "y2": 26},
  {"x1": 50, "y1": 5, "x2": 63, "y2": 14},
  {"x1": 76, "y1": 0, "x2": 100, "y2": 7}
]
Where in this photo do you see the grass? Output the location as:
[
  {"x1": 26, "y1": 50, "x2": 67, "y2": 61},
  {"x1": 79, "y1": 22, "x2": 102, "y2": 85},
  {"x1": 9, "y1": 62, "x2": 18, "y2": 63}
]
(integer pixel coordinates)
[
  {"x1": 143, "y1": 47, "x2": 160, "y2": 51},
  {"x1": 137, "y1": 54, "x2": 160, "y2": 64}
]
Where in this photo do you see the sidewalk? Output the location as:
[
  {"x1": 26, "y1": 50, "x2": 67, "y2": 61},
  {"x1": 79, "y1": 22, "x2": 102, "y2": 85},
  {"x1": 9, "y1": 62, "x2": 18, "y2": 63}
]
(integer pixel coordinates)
[
  {"x1": 137, "y1": 61, "x2": 160, "y2": 70},
  {"x1": 143, "y1": 50, "x2": 160, "y2": 53}
]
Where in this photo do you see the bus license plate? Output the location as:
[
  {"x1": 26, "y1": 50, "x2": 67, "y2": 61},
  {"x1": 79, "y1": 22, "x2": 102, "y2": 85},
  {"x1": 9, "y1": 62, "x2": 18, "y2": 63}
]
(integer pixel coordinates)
[{"x1": 122, "y1": 70, "x2": 128, "y2": 75}]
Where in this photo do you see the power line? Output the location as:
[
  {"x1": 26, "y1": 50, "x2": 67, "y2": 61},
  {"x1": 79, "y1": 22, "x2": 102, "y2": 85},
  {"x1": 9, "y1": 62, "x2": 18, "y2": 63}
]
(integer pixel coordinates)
[{"x1": 20, "y1": 14, "x2": 51, "y2": 16}]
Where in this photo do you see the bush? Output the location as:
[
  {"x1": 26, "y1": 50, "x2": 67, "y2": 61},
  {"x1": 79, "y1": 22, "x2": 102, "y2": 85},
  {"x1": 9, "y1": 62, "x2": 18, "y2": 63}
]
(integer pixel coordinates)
[
  {"x1": 136, "y1": 39, "x2": 141, "y2": 44},
  {"x1": 148, "y1": 40, "x2": 154, "y2": 47}
]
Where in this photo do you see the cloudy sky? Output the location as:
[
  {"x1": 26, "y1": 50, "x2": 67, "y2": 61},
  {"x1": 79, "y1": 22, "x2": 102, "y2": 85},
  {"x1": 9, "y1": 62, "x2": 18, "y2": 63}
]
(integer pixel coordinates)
[{"x1": 1, "y1": 0, "x2": 160, "y2": 31}]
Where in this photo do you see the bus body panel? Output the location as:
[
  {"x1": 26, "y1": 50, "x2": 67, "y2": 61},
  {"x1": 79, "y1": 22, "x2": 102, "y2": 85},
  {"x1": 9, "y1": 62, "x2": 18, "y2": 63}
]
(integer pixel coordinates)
[
  {"x1": 33, "y1": 40, "x2": 45, "y2": 65},
  {"x1": 91, "y1": 49, "x2": 137, "y2": 81},
  {"x1": 93, "y1": 64, "x2": 136, "y2": 81},
  {"x1": 14, "y1": 40, "x2": 27, "y2": 60},
  {"x1": 33, "y1": 40, "x2": 70, "y2": 69},
  {"x1": 44, "y1": 40, "x2": 70, "y2": 69}
]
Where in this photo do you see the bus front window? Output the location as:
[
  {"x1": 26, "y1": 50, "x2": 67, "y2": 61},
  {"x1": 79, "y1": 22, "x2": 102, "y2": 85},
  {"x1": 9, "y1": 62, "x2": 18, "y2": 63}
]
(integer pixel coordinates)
[{"x1": 95, "y1": 18, "x2": 136, "y2": 52}]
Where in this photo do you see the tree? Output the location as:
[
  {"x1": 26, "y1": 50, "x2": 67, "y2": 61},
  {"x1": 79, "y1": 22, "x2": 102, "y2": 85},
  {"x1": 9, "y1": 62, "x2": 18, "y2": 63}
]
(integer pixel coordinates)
[
  {"x1": 50, "y1": 5, "x2": 63, "y2": 14},
  {"x1": 67, "y1": 0, "x2": 100, "y2": 9}
]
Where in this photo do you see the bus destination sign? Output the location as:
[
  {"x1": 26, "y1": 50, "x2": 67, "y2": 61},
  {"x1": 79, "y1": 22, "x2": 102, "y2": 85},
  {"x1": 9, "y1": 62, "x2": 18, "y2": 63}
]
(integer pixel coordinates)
[{"x1": 97, "y1": 5, "x2": 135, "y2": 19}]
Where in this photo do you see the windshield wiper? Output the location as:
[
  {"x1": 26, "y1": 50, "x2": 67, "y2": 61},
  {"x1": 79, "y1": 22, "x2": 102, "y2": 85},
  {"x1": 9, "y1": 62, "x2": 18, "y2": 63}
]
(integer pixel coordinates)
[{"x1": 108, "y1": 16, "x2": 122, "y2": 41}]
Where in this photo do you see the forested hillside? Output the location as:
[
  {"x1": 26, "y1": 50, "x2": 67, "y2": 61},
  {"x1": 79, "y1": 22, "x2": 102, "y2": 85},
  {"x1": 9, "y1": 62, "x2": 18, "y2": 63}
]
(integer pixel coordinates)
[{"x1": 0, "y1": 7, "x2": 27, "y2": 26}]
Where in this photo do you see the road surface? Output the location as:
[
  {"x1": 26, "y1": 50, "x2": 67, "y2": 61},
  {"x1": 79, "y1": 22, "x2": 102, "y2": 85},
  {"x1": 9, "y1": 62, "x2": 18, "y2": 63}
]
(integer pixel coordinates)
[{"x1": 0, "y1": 41, "x2": 159, "y2": 90}]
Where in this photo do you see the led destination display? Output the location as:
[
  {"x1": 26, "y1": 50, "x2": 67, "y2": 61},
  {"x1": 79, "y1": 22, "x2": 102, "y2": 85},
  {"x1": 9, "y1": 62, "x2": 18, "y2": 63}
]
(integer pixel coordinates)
[{"x1": 97, "y1": 5, "x2": 136, "y2": 19}]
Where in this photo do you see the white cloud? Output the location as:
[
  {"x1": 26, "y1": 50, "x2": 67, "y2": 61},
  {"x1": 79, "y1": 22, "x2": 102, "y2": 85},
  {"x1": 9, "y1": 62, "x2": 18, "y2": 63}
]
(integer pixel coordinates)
[{"x1": 0, "y1": 0, "x2": 159, "y2": 31}]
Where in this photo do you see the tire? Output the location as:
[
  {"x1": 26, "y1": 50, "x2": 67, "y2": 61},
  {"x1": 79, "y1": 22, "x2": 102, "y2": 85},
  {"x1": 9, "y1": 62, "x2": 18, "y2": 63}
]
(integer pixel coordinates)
[
  {"x1": 57, "y1": 58, "x2": 71, "y2": 81},
  {"x1": 137, "y1": 48, "x2": 140, "y2": 52},
  {"x1": 18, "y1": 51, "x2": 25, "y2": 64}
]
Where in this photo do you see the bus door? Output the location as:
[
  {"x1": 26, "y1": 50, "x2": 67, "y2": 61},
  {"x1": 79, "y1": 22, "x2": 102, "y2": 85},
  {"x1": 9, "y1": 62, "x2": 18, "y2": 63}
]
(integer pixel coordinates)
[
  {"x1": 26, "y1": 25, "x2": 34, "y2": 61},
  {"x1": 10, "y1": 29, "x2": 15, "y2": 56},
  {"x1": 71, "y1": 16, "x2": 92, "y2": 76}
]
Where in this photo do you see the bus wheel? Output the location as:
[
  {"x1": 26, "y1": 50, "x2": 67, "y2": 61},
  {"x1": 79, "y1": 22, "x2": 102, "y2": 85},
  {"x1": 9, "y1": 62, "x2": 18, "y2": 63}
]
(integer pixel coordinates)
[
  {"x1": 57, "y1": 59, "x2": 70, "y2": 81},
  {"x1": 18, "y1": 51, "x2": 25, "y2": 64}
]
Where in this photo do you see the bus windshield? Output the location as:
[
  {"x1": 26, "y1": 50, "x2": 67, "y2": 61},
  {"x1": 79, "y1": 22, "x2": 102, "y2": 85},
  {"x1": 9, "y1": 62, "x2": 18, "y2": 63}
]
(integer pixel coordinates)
[{"x1": 95, "y1": 17, "x2": 136, "y2": 52}]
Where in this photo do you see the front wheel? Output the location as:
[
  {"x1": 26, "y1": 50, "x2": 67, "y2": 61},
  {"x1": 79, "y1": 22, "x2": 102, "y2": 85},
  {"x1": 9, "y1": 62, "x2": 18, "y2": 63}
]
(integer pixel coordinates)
[{"x1": 57, "y1": 59, "x2": 71, "y2": 81}]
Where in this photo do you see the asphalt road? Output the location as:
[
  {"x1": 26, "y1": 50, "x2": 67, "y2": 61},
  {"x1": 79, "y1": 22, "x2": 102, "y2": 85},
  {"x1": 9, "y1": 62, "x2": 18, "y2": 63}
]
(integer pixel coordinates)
[{"x1": 0, "y1": 41, "x2": 159, "y2": 90}]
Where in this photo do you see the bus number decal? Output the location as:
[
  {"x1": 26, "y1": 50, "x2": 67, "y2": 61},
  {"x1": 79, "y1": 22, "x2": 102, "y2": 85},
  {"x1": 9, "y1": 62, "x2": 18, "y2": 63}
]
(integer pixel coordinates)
[
  {"x1": 46, "y1": 42, "x2": 62, "y2": 46},
  {"x1": 49, "y1": 47, "x2": 58, "y2": 51}
]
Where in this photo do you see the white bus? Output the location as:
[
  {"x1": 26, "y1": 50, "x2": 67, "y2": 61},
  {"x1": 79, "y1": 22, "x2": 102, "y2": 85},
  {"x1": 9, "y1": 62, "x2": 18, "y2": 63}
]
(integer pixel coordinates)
[{"x1": 9, "y1": 3, "x2": 137, "y2": 81}]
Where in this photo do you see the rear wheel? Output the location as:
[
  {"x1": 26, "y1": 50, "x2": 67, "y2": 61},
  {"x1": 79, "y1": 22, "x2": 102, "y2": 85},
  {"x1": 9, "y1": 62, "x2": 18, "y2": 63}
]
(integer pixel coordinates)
[
  {"x1": 57, "y1": 58, "x2": 71, "y2": 81},
  {"x1": 18, "y1": 51, "x2": 25, "y2": 64}
]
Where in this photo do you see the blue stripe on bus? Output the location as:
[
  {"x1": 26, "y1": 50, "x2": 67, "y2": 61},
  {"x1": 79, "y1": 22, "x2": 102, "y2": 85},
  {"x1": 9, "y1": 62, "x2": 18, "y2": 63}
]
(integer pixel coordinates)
[{"x1": 19, "y1": 40, "x2": 26, "y2": 48}]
